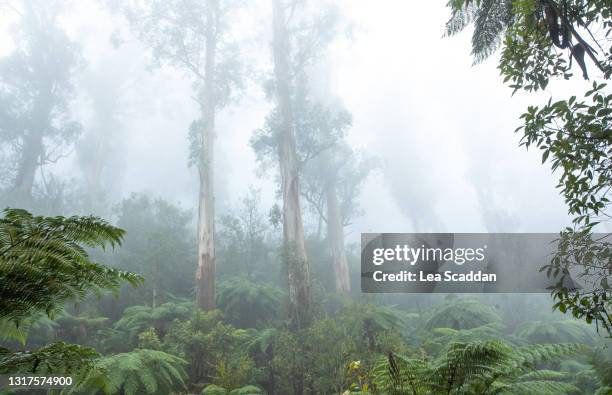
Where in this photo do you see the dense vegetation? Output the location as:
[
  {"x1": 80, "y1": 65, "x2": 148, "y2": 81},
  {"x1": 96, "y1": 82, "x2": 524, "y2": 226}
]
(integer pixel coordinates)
[
  {"x1": 0, "y1": 0, "x2": 610, "y2": 394},
  {"x1": 1, "y1": 204, "x2": 610, "y2": 394}
]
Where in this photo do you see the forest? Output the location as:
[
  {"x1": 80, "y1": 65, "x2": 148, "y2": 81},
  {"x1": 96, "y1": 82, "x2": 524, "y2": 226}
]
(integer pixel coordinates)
[{"x1": 0, "y1": 0, "x2": 611, "y2": 394}]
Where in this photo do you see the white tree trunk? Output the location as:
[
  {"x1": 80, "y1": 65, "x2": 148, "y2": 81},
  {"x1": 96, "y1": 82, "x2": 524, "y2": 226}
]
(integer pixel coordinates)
[
  {"x1": 195, "y1": 0, "x2": 218, "y2": 311},
  {"x1": 272, "y1": 0, "x2": 311, "y2": 321},
  {"x1": 326, "y1": 181, "x2": 351, "y2": 294}
]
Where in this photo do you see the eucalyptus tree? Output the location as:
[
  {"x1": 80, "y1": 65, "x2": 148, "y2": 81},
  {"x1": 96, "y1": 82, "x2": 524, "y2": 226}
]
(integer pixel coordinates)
[
  {"x1": 252, "y1": 0, "x2": 341, "y2": 325},
  {"x1": 76, "y1": 61, "x2": 128, "y2": 215},
  {"x1": 446, "y1": 0, "x2": 612, "y2": 334},
  {"x1": 301, "y1": 142, "x2": 372, "y2": 294},
  {"x1": 113, "y1": 0, "x2": 244, "y2": 310},
  {"x1": 0, "y1": 0, "x2": 81, "y2": 201}
]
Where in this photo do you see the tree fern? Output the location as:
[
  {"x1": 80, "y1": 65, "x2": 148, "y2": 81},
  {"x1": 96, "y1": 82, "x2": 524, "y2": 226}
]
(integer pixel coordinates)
[
  {"x1": 362, "y1": 339, "x2": 587, "y2": 394},
  {"x1": 217, "y1": 277, "x2": 283, "y2": 328},
  {"x1": 515, "y1": 320, "x2": 596, "y2": 345},
  {"x1": 493, "y1": 380, "x2": 579, "y2": 394},
  {"x1": 113, "y1": 300, "x2": 192, "y2": 344},
  {"x1": 424, "y1": 323, "x2": 504, "y2": 354},
  {"x1": 513, "y1": 342, "x2": 585, "y2": 367},
  {"x1": 340, "y1": 302, "x2": 412, "y2": 333},
  {"x1": 445, "y1": 0, "x2": 515, "y2": 63},
  {"x1": 63, "y1": 349, "x2": 187, "y2": 395},
  {"x1": 424, "y1": 298, "x2": 501, "y2": 330},
  {"x1": 0, "y1": 208, "x2": 142, "y2": 377},
  {"x1": 0, "y1": 342, "x2": 99, "y2": 375},
  {"x1": 0, "y1": 208, "x2": 143, "y2": 324}
]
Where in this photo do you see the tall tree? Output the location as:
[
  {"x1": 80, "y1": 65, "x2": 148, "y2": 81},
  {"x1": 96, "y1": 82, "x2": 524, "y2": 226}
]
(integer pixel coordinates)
[
  {"x1": 302, "y1": 143, "x2": 372, "y2": 294},
  {"x1": 115, "y1": 0, "x2": 243, "y2": 310},
  {"x1": 0, "y1": 0, "x2": 81, "y2": 201},
  {"x1": 271, "y1": 0, "x2": 312, "y2": 323},
  {"x1": 255, "y1": 56, "x2": 362, "y2": 295},
  {"x1": 254, "y1": 0, "x2": 341, "y2": 323},
  {"x1": 76, "y1": 59, "x2": 128, "y2": 214}
]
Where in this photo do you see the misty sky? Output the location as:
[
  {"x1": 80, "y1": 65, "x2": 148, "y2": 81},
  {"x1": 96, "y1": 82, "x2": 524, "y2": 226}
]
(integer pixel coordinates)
[{"x1": 1, "y1": 0, "x2": 602, "y2": 241}]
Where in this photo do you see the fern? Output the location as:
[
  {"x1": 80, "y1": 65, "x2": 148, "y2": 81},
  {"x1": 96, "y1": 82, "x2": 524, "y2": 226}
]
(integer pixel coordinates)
[
  {"x1": 515, "y1": 320, "x2": 596, "y2": 344},
  {"x1": 64, "y1": 349, "x2": 187, "y2": 395},
  {"x1": 0, "y1": 208, "x2": 143, "y2": 324},
  {"x1": 513, "y1": 343, "x2": 585, "y2": 367},
  {"x1": 445, "y1": 0, "x2": 516, "y2": 63},
  {"x1": 365, "y1": 339, "x2": 587, "y2": 394},
  {"x1": 0, "y1": 313, "x2": 58, "y2": 345},
  {"x1": 229, "y1": 384, "x2": 266, "y2": 394},
  {"x1": 424, "y1": 298, "x2": 501, "y2": 330},
  {"x1": 427, "y1": 323, "x2": 504, "y2": 351},
  {"x1": 217, "y1": 277, "x2": 282, "y2": 328},
  {"x1": 494, "y1": 380, "x2": 579, "y2": 394},
  {"x1": 0, "y1": 342, "x2": 99, "y2": 375},
  {"x1": 113, "y1": 300, "x2": 192, "y2": 344}
]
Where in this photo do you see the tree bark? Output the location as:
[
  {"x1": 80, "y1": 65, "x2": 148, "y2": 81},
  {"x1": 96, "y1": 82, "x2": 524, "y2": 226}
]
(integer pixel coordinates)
[
  {"x1": 13, "y1": 130, "x2": 42, "y2": 198},
  {"x1": 272, "y1": 0, "x2": 311, "y2": 323},
  {"x1": 326, "y1": 179, "x2": 351, "y2": 294},
  {"x1": 195, "y1": 0, "x2": 218, "y2": 311},
  {"x1": 12, "y1": 83, "x2": 52, "y2": 198}
]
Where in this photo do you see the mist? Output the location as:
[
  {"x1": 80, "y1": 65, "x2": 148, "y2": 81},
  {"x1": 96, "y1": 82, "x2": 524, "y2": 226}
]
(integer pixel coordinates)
[{"x1": 0, "y1": 0, "x2": 610, "y2": 394}]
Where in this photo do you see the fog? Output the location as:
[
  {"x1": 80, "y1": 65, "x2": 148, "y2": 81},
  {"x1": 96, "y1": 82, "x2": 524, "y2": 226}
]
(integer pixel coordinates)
[
  {"x1": 1, "y1": 0, "x2": 593, "y2": 237},
  {"x1": 2, "y1": 1, "x2": 611, "y2": 393}
]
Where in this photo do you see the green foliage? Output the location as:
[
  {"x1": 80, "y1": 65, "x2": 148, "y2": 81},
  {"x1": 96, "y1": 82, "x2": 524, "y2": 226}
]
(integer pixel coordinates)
[
  {"x1": 216, "y1": 188, "x2": 276, "y2": 283},
  {"x1": 0, "y1": 208, "x2": 141, "y2": 379},
  {"x1": 590, "y1": 346, "x2": 612, "y2": 388},
  {"x1": 265, "y1": 303, "x2": 409, "y2": 394},
  {"x1": 445, "y1": 0, "x2": 514, "y2": 63},
  {"x1": 499, "y1": 7, "x2": 571, "y2": 93},
  {"x1": 447, "y1": 0, "x2": 612, "y2": 83},
  {"x1": 422, "y1": 323, "x2": 504, "y2": 356},
  {"x1": 515, "y1": 320, "x2": 596, "y2": 344},
  {"x1": 424, "y1": 297, "x2": 501, "y2": 330},
  {"x1": 50, "y1": 311, "x2": 111, "y2": 347},
  {"x1": 519, "y1": 83, "x2": 612, "y2": 335},
  {"x1": 110, "y1": 194, "x2": 196, "y2": 311},
  {"x1": 519, "y1": 84, "x2": 611, "y2": 225},
  {"x1": 201, "y1": 384, "x2": 266, "y2": 395},
  {"x1": 0, "y1": 208, "x2": 142, "y2": 324},
  {"x1": 354, "y1": 340, "x2": 584, "y2": 394},
  {"x1": 446, "y1": 0, "x2": 612, "y2": 335},
  {"x1": 0, "y1": 313, "x2": 57, "y2": 346},
  {"x1": 0, "y1": 342, "x2": 99, "y2": 375},
  {"x1": 229, "y1": 385, "x2": 266, "y2": 395},
  {"x1": 163, "y1": 310, "x2": 258, "y2": 389},
  {"x1": 217, "y1": 277, "x2": 283, "y2": 328},
  {"x1": 113, "y1": 300, "x2": 192, "y2": 347},
  {"x1": 202, "y1": 384, "x2": 228, "y2": 395},
  {"x1": 137, "y1": 327, "x2": 161, "y2": 350},
  {"x1": 64, "y1": 349, "x2": 187, "y2": 395}
]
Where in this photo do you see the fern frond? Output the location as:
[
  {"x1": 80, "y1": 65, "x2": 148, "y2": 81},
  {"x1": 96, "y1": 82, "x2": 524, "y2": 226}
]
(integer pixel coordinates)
[
  {"x1": 62, "y1": 349, "x2": 187, "y2": 395},
  {"x1": 514, "y1": 343, "x2": 586, "y2": 367},
  {"x1": 504, "y1": 380, "x2": 579, "y2": 394},
  {"x1": 0, "y1": 208, "x2": 143, "y2": 324}
]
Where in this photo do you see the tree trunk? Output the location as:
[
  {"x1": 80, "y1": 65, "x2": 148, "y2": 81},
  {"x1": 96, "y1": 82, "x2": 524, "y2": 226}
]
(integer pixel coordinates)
[
  {"x1": 13, "y1": 87, "x2": 52, "y2": 198},
  {"x1": 195, "y1": 0, "x2": 218, "y2": 311},
  {"x1": 326, "y1": 179, "x2": 351, "y2": 294},
  {"x1": 13, "y1": 131, "x2": 42, "y2": 198},
  {"x1": 272, "y1": 0, "x2": 311, "y2": 324}
]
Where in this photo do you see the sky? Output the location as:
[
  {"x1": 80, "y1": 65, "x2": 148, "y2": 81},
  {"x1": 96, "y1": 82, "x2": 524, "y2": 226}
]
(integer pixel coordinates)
[{"x1": 1, "y1": 0, "x2": 602, "y2": 240}]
